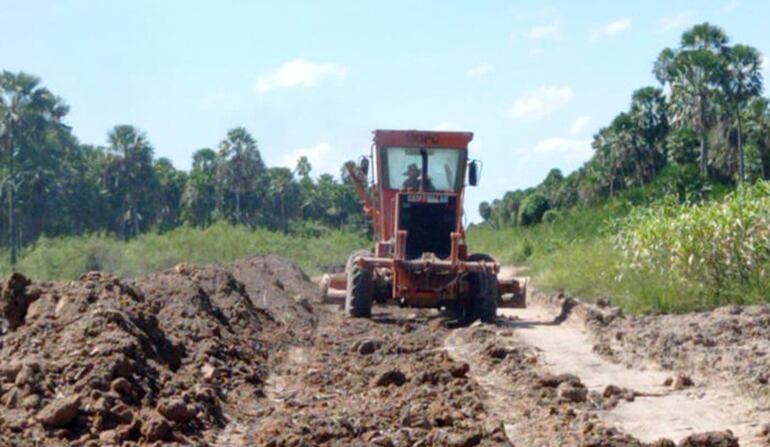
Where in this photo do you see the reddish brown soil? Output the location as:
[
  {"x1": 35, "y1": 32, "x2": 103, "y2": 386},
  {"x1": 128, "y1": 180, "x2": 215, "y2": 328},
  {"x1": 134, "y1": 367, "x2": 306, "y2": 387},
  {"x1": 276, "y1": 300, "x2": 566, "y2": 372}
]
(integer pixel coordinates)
[{"x1": 0, "y1": 257, "x2": 758, "y2": 446}]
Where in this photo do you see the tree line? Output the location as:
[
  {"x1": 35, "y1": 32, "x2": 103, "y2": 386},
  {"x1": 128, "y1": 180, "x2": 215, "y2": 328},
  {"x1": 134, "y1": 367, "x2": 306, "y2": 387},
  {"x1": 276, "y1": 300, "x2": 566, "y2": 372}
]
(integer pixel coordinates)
[
  {"x1": 480, "y1": 23, "x2": 770, "y2": 227},
  {"x1": 0, "y1": 72, "x2": 364, "y2": 265}
]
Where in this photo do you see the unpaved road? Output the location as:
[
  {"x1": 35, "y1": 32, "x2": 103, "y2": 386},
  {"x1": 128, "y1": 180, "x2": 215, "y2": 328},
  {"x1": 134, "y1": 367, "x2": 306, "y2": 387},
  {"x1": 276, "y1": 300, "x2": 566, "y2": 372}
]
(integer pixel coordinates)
[
  {"x1": 503, "y1": 300, "x2": 766, "y2": 444},
  {"x1": 1, "y1": 258, "x2": 769, "y2": 446}
]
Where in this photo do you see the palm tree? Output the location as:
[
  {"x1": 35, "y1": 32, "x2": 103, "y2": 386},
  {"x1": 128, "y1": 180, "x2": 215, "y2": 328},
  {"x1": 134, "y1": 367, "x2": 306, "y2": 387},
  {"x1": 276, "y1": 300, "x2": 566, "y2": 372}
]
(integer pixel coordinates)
[
  {"x1": 106, "y1": 125, "x2": 156, "y2": 238},
  {"x1": 192, "y1": 148, "x2": 217, "y2": 173},
  {"x1": 655, "y1": 23, "x2": 729, "y2": 178},
  {"x1": 215, "y1": 127, "x2": 265, "y2": 224},
  {"x1": 720, "y1": 44, "x2": 763, "y2": 183},
  {"x1": 630, "y1": 87, "x2": 669, "y2": 179},
  {"x1": 744, "y1": 97, "x2": 770, "y2": 180},
  {"x1": 268, "y1": 167, "x2": 295, "y2": 232},
  {"x1": 0, "y1": 71, "x2": 68, "y2": 265},
  {"x1": 295, "y1": 156, "x2": 312, "y2": 178}
]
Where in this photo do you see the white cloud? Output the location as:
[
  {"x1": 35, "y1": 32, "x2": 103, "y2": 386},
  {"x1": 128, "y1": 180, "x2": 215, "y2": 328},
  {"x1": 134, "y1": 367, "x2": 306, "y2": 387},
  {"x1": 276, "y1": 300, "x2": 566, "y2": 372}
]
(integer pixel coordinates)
[
  {"x1": 434, "y1": 122, "x2": 453, "y2": 131},
  {"x1": 569, "y1": 116, "x2": 591, "y2": 135},
  {"x1": 761, "y1": 55, "x2": 769, "y2": 75},
  {"x1": 525, "y1": 21, "x2": 560, "y2": 40},
  {"x1": 467, "y1": 63, "x2": 494, "y2": 79},
  {"x1": 278, "y1": 142, "x2": 336, "y2": 175},
  {"x1": 658, "y1": 12, "x2": 693, "y2": 32},
  {"x1": 255, "y1": 59, "x2": 348, "y2": 93},
  {"x1": 722, "y1": 0, "x2": 739, "y2": 13},
  {"x1": 506, "y1": 86, "x2": 574, "y2": 120},
  {"x1": 532, "y1": 137, "x2": 592, "y2": 159},
  {"x1": 591, "y1": 18, "x2": 632, "y2": 40}
]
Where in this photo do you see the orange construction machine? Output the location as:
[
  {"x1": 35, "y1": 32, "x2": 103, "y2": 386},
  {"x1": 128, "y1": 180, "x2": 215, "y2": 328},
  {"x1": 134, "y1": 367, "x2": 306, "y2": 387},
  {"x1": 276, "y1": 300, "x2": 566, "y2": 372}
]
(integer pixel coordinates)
[{"x1": 322, "y1": 129, "x2": 526, "y2": 324}]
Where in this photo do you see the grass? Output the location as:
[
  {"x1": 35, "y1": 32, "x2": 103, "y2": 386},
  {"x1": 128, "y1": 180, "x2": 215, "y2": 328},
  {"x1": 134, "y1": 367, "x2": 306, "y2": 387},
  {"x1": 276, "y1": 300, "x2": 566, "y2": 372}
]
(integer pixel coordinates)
[
  {"x1": 0, "y1": 222, "x2": 368, "y2": 281},
  {"x1": 3, "y1": 178, "x2": 768, "y2": 315},
  {"x1": 468, "y1": 182, "x2": 770, "y2": 314}
]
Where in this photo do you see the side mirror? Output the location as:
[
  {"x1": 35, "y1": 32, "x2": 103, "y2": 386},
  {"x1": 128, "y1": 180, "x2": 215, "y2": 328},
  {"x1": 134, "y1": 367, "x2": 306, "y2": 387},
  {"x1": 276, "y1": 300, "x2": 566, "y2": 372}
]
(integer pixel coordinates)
[
  {"x1": 468, "y1": 161, "x2": 479, "y2": 186},
  {"x1": 359, "y1": 157, "x2": 370, "y2": 177}
]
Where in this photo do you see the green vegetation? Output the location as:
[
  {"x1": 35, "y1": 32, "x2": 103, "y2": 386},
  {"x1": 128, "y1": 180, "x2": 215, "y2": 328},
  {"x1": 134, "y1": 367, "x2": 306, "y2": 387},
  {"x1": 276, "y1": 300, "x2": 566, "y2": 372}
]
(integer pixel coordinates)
[
  {"x1": 0, "y1": 222, "x2": 367, "y2": 281},
  {"x1": 472, "y1": 23, "x2": 770, "y2": 314},
  {"x1": 616, "y1": 182, "x2": 770, "y2": 310},
  {"x1": 480, "y1": 23, "x2": 768, "y2": 229},
  {"x1": 470, "y1": 181, "x2": 770, "y2": 314},
  {"x1": 0, "y1": 72, "x2": 366, "y2": 268}
]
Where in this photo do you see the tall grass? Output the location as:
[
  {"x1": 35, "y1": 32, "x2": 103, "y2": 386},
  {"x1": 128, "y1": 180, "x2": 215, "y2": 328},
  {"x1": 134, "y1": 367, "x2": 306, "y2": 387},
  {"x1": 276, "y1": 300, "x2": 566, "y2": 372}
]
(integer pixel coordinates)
[
  {"x1": 468, "y1": 200, "x2": 627, "y2": 264},
  {"x1": 0, "y1": 222, "x2": 368, "y2": 281},
  {"x1": 615, "y1": 182, "x2": 770, "y2": 311},
  {"x1": 468, "y1": 181, "x2": 770, "y2": 314}
]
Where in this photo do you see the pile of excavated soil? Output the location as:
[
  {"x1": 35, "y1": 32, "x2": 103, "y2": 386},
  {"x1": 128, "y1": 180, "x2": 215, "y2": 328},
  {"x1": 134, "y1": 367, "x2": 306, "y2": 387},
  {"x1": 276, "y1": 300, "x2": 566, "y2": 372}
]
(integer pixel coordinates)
[
  {"x1": 0, "y1": 255, "x2": 317, "y2": 447},
  {"x1": 250, "y1": 309, "x2": 511, "y2": 446}
]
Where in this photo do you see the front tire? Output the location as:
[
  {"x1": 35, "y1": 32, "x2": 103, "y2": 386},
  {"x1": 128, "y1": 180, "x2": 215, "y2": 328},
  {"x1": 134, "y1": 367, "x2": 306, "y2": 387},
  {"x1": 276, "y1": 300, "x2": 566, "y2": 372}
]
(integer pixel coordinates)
[
  {"x1": 466, "y1": 253, "x2": 499, "y2": 324},
  {"x1": 345, "y1": 251, "x2": 374, "y2": 318}
]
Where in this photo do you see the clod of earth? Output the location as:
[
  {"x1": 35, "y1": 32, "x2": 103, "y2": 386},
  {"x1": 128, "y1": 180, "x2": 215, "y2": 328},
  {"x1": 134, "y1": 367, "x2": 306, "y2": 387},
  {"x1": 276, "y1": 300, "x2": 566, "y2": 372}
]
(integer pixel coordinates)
[
  {"x1": 36, "y1": 395, "x2": 81, "y2": 428},
  {"x1": 677, "y1": 430, "x2": 739, "y2": 447},
  {"x1": 674, "y1": 373, "x2": 695, "y2": 390},
  {"x1": 373, "y1": 368, "x2": 407, "y2": 387},
  {"x1": 0, "y1": 273, "x2": 39, "y2": 330}
]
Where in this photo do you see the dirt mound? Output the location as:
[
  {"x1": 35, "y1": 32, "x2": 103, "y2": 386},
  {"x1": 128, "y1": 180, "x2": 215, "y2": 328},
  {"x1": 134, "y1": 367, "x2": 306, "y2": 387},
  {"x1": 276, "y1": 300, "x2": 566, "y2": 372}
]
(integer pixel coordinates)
[
  {"x1": 0, "y1": 256, "x2": 316, "y2": 446},
  {"x1": 229, "y1": 255, "x2": 318, "y2": 347}
]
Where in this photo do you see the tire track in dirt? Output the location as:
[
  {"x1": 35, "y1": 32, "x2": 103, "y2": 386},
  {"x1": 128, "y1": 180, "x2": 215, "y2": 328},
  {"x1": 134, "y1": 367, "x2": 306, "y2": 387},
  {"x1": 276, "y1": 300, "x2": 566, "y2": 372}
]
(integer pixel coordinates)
[
  {"x1": 501, "y1": 301, "x2": 766, "y2": 444},
  {"x1": 244, "y1": 308, "x2": 512, "y2": 446},
  {"x1": 443, "y1": 329, "x2": 520, "y2": 443},
  {"x1": 215, "y1": 346, "x2": 312, "y2": 446}
]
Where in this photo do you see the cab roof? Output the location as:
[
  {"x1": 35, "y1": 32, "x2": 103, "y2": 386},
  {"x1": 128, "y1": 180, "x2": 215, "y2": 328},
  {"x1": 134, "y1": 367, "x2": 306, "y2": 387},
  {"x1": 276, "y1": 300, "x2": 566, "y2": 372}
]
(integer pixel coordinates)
[{"x1": 373, "y1": 129, "x2": 474, "y2": 149}]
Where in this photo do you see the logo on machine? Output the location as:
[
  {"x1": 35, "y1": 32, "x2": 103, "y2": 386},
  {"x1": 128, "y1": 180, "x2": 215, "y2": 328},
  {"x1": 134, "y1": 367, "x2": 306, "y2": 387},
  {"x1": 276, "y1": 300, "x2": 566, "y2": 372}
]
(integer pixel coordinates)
[
  {"x1": 406, "y1": 194, "x2": 449, "y2": 204},
  {"x1": 406, "y1": 132, "x2": 441, "y2": 145}
]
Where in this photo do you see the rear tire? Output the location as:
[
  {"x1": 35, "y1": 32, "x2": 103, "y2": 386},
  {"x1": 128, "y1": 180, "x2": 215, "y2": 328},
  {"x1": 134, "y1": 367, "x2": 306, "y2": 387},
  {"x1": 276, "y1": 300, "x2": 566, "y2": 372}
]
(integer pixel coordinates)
[
  {"x1": 345, "y1": 250, "x2": 374, "y2": 318},
  {"x1": 466, "y1": 253, "x2": 498, "y2": 324}
]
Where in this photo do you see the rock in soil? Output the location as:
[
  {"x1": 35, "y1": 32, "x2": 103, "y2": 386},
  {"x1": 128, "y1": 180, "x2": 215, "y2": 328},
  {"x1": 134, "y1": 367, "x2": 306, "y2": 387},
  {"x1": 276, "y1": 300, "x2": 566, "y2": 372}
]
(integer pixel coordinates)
[{"x1": 36, "y1": 395, "x2": 81, "y2": 428}]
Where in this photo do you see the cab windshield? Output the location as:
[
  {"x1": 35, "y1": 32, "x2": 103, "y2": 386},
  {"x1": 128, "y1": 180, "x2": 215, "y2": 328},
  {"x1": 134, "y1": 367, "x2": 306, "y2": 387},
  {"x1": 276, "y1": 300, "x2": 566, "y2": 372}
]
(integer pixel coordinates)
[{"x1": 382, "y1": 147, "x2": 464, "y2": 191}]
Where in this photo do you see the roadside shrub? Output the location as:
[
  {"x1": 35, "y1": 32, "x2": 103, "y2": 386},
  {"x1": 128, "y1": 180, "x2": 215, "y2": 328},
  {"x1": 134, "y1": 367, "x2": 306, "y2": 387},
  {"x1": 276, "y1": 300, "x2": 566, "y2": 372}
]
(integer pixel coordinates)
[
  {"x1": 521, "y1": 239, "x2": 534, "y2": 258},
  {"x1": 615, "y1": 181, "x2": 770, "y2": 308},
  {"x1": 542, "y1": 209, "x2": 562, "y2": 224},
  {"x1": 1, "y1": 223, "x2": 367, "y2": 281},
  {"x1": 518, "y1": 193, "x2": 549, "y2": 226}
]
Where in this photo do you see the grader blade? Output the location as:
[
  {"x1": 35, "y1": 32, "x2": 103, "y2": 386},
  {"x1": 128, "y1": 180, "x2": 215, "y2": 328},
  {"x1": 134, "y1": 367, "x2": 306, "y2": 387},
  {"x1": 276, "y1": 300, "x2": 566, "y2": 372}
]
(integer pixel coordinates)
[
  {"x1": 320, "y1": 273, "x2": 347, "y2": 306},
  {"x1": 498, "y1": 276, "x2": 528, "y2": 308}
]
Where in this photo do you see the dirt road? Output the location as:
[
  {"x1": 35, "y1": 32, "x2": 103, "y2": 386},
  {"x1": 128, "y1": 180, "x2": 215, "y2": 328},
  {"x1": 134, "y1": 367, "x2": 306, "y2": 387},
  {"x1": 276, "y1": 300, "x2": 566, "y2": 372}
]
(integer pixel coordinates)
[
  {"x1": 500, "y1": 299, "x2": 766, "y2": 444},
  {"x1": 1, "y1": 258, "x2": 769, "y2": 446}
]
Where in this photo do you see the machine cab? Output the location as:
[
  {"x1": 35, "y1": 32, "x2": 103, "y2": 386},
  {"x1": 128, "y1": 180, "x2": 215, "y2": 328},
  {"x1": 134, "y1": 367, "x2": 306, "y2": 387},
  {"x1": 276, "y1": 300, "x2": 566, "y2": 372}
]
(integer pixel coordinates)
[{"x1": 372, "y1": 130, "x2": 474, "y2": 261}]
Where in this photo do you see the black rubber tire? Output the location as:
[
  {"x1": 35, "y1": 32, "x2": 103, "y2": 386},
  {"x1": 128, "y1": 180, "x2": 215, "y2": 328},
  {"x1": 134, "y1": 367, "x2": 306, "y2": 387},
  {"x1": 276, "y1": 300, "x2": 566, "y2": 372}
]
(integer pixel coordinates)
[
  {"x1": 345, "y1": 250, "x2": 374, "y2": 318},
  {"x1": 466, "y1": 253, "x2": 499, "y2": 324}
]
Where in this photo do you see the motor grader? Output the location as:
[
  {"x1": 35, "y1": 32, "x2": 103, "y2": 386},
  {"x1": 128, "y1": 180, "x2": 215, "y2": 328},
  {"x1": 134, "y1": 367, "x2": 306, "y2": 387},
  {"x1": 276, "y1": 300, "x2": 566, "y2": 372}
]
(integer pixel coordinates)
[{"x1": 322, "y1": 129, "x2": 526, "y2": 324}]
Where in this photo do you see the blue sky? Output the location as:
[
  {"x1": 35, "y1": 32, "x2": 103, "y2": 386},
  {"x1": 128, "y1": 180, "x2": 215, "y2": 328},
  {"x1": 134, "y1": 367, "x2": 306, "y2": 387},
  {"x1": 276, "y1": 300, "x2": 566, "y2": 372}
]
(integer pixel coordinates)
[{"x1": 2, "y1": 0, "x2": 768, "y2": 221}]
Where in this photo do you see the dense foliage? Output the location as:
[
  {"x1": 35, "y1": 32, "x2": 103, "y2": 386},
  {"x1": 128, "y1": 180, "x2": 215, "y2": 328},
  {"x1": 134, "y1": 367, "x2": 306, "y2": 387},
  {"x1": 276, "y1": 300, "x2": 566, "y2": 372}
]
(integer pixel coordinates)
[
  {"x1": 616, "y1": 181, "x2": 770, "y2": 308},
  {"x1": 0, "y1": 72, "x2": 365, "y2": 265},
  {"x1": 480, "y1": 23, "x2": 769, "y2": 227}
]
